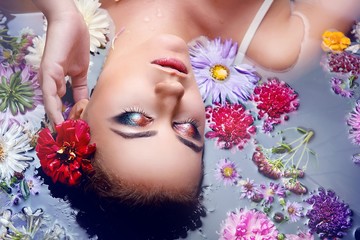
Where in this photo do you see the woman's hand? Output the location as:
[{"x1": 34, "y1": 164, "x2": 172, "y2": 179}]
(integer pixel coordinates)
[{"x1": 32, "y1": 0, "x2": 90, "y2": 125}]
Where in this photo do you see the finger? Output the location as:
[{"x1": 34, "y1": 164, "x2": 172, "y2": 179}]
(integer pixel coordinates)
[
  {"x1": 71, "y1": 73, "x2": 89, "y2": 102},
  {"x1": 68, "y1": 99, "x2": 89, "y2": 120},
  {"x1": 41, "y1": 76, "x2": 65, "y2": 125},
  {"x1": 43, "y1": 93, "x2": 64, "y2": 125}
]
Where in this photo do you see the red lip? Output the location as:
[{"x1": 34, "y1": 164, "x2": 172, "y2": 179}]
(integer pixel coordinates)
[{"x1": 151, "y1": 58, "x2": 188, "y2": 74}]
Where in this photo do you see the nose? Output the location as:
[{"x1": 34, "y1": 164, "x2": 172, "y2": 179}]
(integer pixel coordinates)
[{"x1": 155, "y1": 80, "x2": 185, "y2": 107}]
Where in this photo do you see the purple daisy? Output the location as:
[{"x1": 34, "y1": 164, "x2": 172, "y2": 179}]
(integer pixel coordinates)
[
  {"x1": 189, "y1": 37, "x2": 260, "y2": 103},
  {"x1": 352, "y1": 153, "x2": 360, "y2": 165},
  {"x1": 215, "y1": 158, "x2": 240, "y2": 186},
  {"x1": 259, "y1": 182, "x2": 286, "y2": 205},
  {"x1": 305, "y1": 188, "x2": 352, "y2": 239},
  {"x1": 348, "y1": 100, "x2": 360, "y2": 145},
  {"x1": 220, "y1": 208, "x2": 278, "y2": 240},
  {"x1": 239, "y1": 178, "x2": 261, "y2": 200},
  {"x1": 285, "y1": 201, "x2": 304, "y2": 222}
]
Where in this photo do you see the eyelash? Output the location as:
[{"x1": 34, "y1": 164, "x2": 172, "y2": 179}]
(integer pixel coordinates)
[{"x1": 174, "y1": 118, "x2": 200, "y2": 129}]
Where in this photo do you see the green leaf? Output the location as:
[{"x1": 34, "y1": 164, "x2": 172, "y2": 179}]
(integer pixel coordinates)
[
  {"x1": 20, "y1": 179, "x2": 30, "y2": 200},
  {"x1": 296, "y1": 127, "x2": 308, "y2": 134}
]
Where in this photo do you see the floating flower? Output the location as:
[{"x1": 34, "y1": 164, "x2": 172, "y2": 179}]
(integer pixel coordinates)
[
  {"x1": 35, "y1": 119, "x2": 96, "y2": 186},
  {"x1": 205, "y1": 102, "x2": 256, "y2": 150},
  {"x1": 259, "y1": 182, "x2": 286, "y2": 205},
  {"x1": 305, "y1": 188, "x2": 352, "y2": 239},
  {"x1": 322, "y1": 30, "x2": 351, "y2": 52},
  {"x1": 25, "y1": 34, "x2": 46, "y2": 70},
  {"x1": 74, "y1": 0, "x2": 110, "y2": 53},
  {"x1": 348, "y1": 100, "x2": 360, "y2": 145},
  {"x1": 0, "y1": 121, "x2": 33, "y2": 183},
  {"x1": 252, "y1": 78, "x2": 299, "y2": 132},
  {"x1": 285, "y1": 201, "x2": 304, "y2": 222},
  {"x1": 219, "y1": 208, "x2": 278, "y2": 240},
  {"x1": 330, "y1": 77, "x2": 354, "y2": 98},
  {"x1": 25, "y1": 175, "x2": 42, "y2": 195},
  {"x1": 215, "y1": 158, "x2": 239, "y2": 186},
  {"x1": 252, "y1": 147, "x2": 282, "y2": 179},
  {"x1": 239, "y1": 178, "x2": 261, "y2": 200},
  {"x1": 189, "y1": 37, "x2": 260, "y2": 103},
  {"x1": 0, "y1": 65, "x2": 44, "y2": 128},
  {"x1": 283, "y1": 178, "x2": 307, "y2": 195},
  {"x1": 325, "y1": 51, "x2": 360, "y2": 75}
]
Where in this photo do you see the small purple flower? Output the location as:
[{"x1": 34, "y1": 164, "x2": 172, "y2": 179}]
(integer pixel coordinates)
[
  {"x1": 215, "y1": 158, "x2": 239, "y2": 185},
  {"x1": 330, "y1": 77, "x2": 354, "y2": 98},
  {"x1": 189, "y1": 37, "x2": 260, "y2": 103},
  {"x1": 285, "y1": 201, "x2": 304, "y2": 222},
  {"x1": 348, "y1": 100, "x2": 360, "y2": 145},
  {"x1": 259, "y1": 182, "x2": 286, "y2": 205},
  {"x1": 239, "y1": 178, "x2": 260, "y2": 200},
  {"x1": 305, "y1": 188, "x2": 352, "y2": 239},
  {"x1": 26, "y1": 175, "x2": 42, "y2": 195}
]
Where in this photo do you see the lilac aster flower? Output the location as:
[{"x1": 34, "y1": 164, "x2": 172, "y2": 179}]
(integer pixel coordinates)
[
  {"x1": 305, "y1": 188, "x2": 352, "y2": 239},
  {"x1": 215, "y1": 158, "x2": 240, "y2": 186},
  {"x1": 285, "y1": 201, "x2": 304, "y2": 222},
  {"x1": 260, "y1": 182, "x2": 286, "y2": 205},
  {"x1": 220, "y1": 208, "x2": 278, "y2": 240},
  {"x1": 348, "y1": 100, "x2": 360, "y2": 145},
  {"x1": 239, "y1": 178, "x2": 261, "y2": 200},
  {"x1": 189, "y1": 37, "x2": 260, "y2": 103}
]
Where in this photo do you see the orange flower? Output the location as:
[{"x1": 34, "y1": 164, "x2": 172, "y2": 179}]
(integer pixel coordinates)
[{"x1": 322, "y1": 31, "x2": 351, "y2": 52}]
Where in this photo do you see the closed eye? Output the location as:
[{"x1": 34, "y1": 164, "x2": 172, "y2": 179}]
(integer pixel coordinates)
[
  {"x1": 114, "y1": 110, "x2": 152, "y2": 127},
  {"x1": 173, "y1": 120, "x2": 201, "y2": 141}
]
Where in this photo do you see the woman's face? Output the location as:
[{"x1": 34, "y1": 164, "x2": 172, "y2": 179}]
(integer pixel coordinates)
[{"x1": 83, "y1": 34, "x2": 205, "y2": 193}]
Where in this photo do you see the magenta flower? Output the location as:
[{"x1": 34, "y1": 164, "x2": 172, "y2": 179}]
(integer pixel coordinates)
[
  {"x1": 285, "y1": 201, "x2": 304, "y2": 222},
  {"x1": 205, "y1": 102, "x2": 256, "y2": 150},
  {"x1": 189, "y1": 37, "x2": 260, "y2": 103},
  {"x1": 252, "y1": 78, "x2": 299, "y2": 132},
  {"x1": 330, "y1": 77, "x2": 354, "y2": 98},
  {"x1": 215, "y1": 158, "x2": 240, "y2": 186},
  {"x1": 220, "y1": 208, "x2": 278, "y2": 240},
  {"x1": 305, "y1": 188, "x2": 352, "y2": 239},
  {"x1": 325, "y1": 51, "x2": 360, "y2": 75}
]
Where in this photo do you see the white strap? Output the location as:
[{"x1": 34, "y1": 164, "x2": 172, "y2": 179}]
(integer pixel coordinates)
[{"x1": 235, "y1": 0, "x2": 274, "y2": 64}]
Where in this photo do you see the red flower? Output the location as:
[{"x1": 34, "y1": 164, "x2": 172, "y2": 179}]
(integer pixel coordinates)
[
  {"x1": 205, "y1": 102, "x2": 256, "y2": 150},
  {"x1": 35, "y1": 119, "x2": 96, "y2": 186}
]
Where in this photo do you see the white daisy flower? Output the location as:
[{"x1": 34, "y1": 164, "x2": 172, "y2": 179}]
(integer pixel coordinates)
[
  {"x1": 74, "y1": 0, "x2": 110, "y2": 53},
  {"x1": 0, "y1": 120, "x2": 34, "y2": 183},
  {"x1": 25, "y1": 34, "x2": 46, "y2": 70}
]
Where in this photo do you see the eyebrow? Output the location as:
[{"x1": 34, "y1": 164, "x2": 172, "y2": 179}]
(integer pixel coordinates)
[{"x1": 110, "y1": 128, "x2": 204, "y2": 152}]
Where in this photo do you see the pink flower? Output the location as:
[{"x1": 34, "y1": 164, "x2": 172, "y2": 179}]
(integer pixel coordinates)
[
  {"x1": 286, "y1": 231, "x2": 314, "y2": 240},
  {"x1": 220, "y1": 208, "x2": 278, "y2": 240},
  {"x1": 205, "y1": 102, "x2": 256, "y2": 150},
  {"x1": 215, "y1": 158, "x2": 240, "y2": 186}
]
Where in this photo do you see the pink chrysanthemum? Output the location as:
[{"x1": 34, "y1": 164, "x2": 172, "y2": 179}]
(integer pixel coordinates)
[
  {"x1": 215, "y1": 158, "x2": 240, "y2": 186},
  {"x1": 252, "y1": 78, "x2": 299, "y2": 133},
  {"x1": 348, "y1": 100, "x2": 360, "y2": 145},
  {"x1": 205, "y1": 102, "x2": 256, "y2": 150},
  {"x1": 285, "y1": 201, "x2": 304, "y2": 222},
  {"x1": 220, "y1": 208, "x2": 278, "y2": 240}
]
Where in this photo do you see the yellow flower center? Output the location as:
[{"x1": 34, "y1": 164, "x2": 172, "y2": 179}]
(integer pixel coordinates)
[
  {"x1": 210, "y1": 64, "x2": 229, "y2": 81},
  {"x1": 0, "y1": 144, "x2": 5, "y2": 162},
  {"x1": 56, "y1": 142, "x2": 77, "y2": 162},
  {"x1": 223, "y1": 166, "x2": 234, "y2": 178},
  {"x1": 288, "y1": 206, "x2": 295, "y2": 214}
]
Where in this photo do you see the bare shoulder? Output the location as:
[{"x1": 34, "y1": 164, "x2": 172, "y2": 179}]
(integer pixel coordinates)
[{"x1": 247, "y1": 0, "x2": 305, "y2": 71}]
